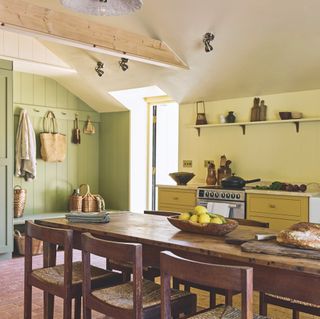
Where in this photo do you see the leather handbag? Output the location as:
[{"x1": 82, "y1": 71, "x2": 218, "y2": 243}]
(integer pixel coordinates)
[
  {"x1": 195, "y1": 101, "x2": 208, "y2": 125},
  {"x1": 40, "y1": 111, "x2": 67, "y2": 162}
]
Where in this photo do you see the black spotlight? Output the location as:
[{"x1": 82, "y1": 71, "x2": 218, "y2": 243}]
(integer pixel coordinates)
[
  {"x1": 119, "y1": 58, "x2": 129, "y2": 71},
  {"x1": 203, "y1": 33, "x2": 215, "y2": 52},
  {"x1": 95, "y1": 61, "x2": 104, "y2": 77}
]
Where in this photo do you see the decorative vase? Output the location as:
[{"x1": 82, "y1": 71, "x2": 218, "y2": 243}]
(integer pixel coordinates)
[
  {"x1": 225, "y1": 111, "x2": 236, "y2": 123},
  {"x1": 206, "y1": 162, "x2": 217, "y2": 186}
]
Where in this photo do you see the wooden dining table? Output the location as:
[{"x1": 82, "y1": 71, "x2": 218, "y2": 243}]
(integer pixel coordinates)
[{"x1": 37, "y1": 212, "x2": 320, "y2": 306}]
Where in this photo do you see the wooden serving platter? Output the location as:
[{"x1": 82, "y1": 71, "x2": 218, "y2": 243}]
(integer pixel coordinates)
[
  {"x1": 225, "y1": 226, "x2": 276, "y2": 245},
  {"x1": 241, "y1": 240, "x2": 320, "y2": 260}
]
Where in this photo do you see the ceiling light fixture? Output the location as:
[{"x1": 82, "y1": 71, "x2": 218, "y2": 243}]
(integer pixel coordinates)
[
  {"x1": 203, "y1": 33, "x2": 215, "y2": 53},
  {"x1": 60, "y1": 0, "x2": 143, "y2": 16},
  {"x1": 95, "y1": 61, "x2": 104, "y2": 77},
  {"x1": 119, "y1": 58, "x2": 129, "y2": 71}
]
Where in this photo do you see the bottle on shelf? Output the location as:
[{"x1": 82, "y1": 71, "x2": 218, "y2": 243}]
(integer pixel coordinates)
[
  {"x1": 250, "y1": 97, "x2": 260, "y2": 122},
  {"x1": 259, "y1": 100, "x2": 267, "y2": 121}
]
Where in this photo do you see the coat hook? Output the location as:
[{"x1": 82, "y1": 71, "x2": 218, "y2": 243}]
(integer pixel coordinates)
[
  {"x1": 33, "y1": 108, "x2": 40, "y2": 112},
  {"x1": 61, "y1": 112, "x2": 67, "y2": 115}
]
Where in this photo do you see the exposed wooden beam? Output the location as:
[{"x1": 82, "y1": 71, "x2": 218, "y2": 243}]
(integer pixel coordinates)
[
  {"x1": 144, "y1": 96, "x2": 175, "y2": 104},
  {"x1": 0, "y1": 0, "x2": 189, "y2": 70}
]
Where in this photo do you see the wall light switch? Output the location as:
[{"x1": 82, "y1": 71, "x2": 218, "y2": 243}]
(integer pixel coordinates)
[
  {"x1": 204, "y1": 160, "x2": 214, "y2": 167},
  {"x1": 183, "y1": 160, "x2": 192, "y2": 168}
]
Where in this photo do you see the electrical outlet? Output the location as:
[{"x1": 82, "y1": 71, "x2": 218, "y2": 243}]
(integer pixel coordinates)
[
  {"x1": 204, "y1": 160, "x2": 214, "y2": 167},
  {"x1": 183, "y1": 160, "x2": 192, "y2": 168}
]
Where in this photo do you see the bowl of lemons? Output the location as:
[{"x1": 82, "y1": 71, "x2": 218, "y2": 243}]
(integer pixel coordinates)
[{"x1": 167, "y1": 205, "x2": 238, "y2": 236}]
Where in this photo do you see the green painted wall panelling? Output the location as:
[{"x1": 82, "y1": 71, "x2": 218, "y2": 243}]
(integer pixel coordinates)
[
  {"x1": 13, "y1": 72, "x2": 100, "y2": 216},
  {"x1": 99, "y1": 112, "x2": 130, "y2": 211},
  {"x1": 0, "y1": 61, "x2": 13, "y2": 255}
]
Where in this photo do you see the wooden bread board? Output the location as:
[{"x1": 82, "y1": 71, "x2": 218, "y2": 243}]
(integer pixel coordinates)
[
  {"x1": 225, "y1": 226, "x2": 276, "y2": 245},
  {"x1": 241, "y1": 240, "x2": 320, "y2": 260}
]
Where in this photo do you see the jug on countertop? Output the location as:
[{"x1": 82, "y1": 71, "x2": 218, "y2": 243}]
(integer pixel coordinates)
[{"x1": 206, "y1": 162, "x2": 217, "y2": 186}]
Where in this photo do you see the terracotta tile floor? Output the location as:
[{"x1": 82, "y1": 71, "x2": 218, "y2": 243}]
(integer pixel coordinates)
[{"x1": 0, "y1": 251, "x2": 318, "y2": 318}]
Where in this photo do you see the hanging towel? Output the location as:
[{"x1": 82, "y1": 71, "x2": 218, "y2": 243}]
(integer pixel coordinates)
[{"x1": 15, "y1": 109, "x2": 37, "y2": 181}]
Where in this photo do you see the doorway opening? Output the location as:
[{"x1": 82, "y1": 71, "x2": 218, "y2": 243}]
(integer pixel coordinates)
[{"x1": 148, "y1": 101, "x2": 179, "y2": 210}]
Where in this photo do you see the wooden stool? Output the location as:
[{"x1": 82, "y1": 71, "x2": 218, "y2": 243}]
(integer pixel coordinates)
[
  {"x1": 160, "y1": 250, "x2": 268, "y2": 319},
  {"x1": 81, "y1": 232, "x2": 197, "y2": 319},
  {"x1": 24, "y1": 221, "x2": 123, "y2": 319}
]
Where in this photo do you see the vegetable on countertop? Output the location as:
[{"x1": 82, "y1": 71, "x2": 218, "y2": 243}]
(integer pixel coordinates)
[{"x1": 254, "y1": 182, "x2": 307, "y2": 192}]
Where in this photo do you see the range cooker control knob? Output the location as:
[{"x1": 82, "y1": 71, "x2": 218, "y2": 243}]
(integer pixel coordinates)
[
  {"x1": 236, "y1": 194, "x2": 241, "y2": 199},
  {"x1": 231, "y1": 193, "x2": 235, "y2": 199},
  {"x1": 209, "y1": 192, "x2": 214, "y2": 198},
  {"x1": 214, "y1": 192, "x2": 219, "y2": 198},
  {"x1": 221, "y1": 193, "x2": 225, "y2": 198},
  {"x1": 205, "y1": 191, "x2": 210, "y2": 198},
  {"x1": 226, "y1": 193, "x2": 230, "y2": 199}
]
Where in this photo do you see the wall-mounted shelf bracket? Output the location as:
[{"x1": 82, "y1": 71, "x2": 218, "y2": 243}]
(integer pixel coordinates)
[
  {"x1": 196, "y1": 127, "x2": 201, "y2": 136},
  {"x1": 240, "y1": 124, "x2": 246, "y2": 135},
  {"x1": 294, "y1": 121, "x2": 300, "y2": 133}
]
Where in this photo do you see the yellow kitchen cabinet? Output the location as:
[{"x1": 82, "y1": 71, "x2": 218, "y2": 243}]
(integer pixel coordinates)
[
  {"x1": 246, "y1": 193, "x2": 309, "y2": 231},
  {"x1": 158, "y1": 187, "x2": 197, "y2": 214}
]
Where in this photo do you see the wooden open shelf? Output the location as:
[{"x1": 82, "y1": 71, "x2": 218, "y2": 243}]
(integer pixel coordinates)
[{"x1": 191, "y1": 117, "x2": 320, "y2": 136}]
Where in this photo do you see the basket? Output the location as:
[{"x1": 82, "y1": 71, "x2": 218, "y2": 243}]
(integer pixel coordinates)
[
  {"x1": 69, "y1": 194, "x2": 82, "y2": 212},
  {"x1": 14, "y1": 230, "x2": 43, "y2": 256},
  {"x1": 14, "y1": 185, "x2": 26, "y2": 218},
  {"x1": 81, "y1": 184, "x2": 98, "y2": 212},
  {"x1": 167, "y1": 216, "x2": 238, "y2": 236}
]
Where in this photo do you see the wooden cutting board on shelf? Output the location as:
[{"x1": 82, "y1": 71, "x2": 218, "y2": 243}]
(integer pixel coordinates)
[
  {"x1": 241, "y1": 240, "x2": 320, "y2": 260},
  {"x1": 225, "y1": 226, "x2": 276, "y2": 245}
]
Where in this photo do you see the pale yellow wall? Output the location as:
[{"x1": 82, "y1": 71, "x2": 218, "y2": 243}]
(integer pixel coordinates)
[{"x1": 179, "y1": 89, "x2": 320, "y2": 184}]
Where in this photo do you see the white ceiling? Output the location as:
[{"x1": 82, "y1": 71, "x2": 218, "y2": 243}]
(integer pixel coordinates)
[{"x1": 20, "y1": 0, "x2": 320, "y2": 112}]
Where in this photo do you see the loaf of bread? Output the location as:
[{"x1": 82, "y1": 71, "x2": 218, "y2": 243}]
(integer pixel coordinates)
[{"x1": 277, "y1": 222, "x2": 320, "y2": 250}]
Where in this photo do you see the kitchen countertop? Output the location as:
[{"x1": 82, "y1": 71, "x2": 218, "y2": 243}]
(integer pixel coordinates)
[
  {"x1": 245, "y1": 188, "x2": 320, "y2": 197},
  {"x1": 157, "y1": 184, "x2": 320, "y2": 197},
  {"x1": 157, "y1": 183, "x2": 205, "y2": 190}
]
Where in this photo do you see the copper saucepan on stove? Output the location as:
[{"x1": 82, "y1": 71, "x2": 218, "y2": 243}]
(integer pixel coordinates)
[{"x1": 221, "y1": 175, "x2": 261, "y2": 189}]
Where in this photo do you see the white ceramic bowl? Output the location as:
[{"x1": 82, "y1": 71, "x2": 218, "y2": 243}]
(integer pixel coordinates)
[{"x1": 291, "y1": 112, "x2": 303, "y2": 119}]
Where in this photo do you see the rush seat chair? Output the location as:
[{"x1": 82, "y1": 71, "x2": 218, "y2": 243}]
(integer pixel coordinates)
[
  {"x1": 24, "y1": 221, "x2": 123, "y2": 319},
  {"x1": 81, "y1": 232, "x2": 197, "y2": 319},
  {"x1": 160, "y1": 250, "x2": 269, "y2": 319}
]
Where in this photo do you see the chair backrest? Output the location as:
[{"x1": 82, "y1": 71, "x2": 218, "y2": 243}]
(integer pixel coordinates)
[
  {"x1": 81, "y1": 233, "x2": 143, "y2": 319},
  {"x1": 235, "y1": 218, "x2": 269, "y2": 228},
  {"x1": 160, "y1": 251, "x2": 253, "y2": 319},
  {"x1": 25, "y1": 221, "x2": 73, "y2": 292},
  {"x1": 144, "y1": 210, "x2": 180, "y2": 217}
]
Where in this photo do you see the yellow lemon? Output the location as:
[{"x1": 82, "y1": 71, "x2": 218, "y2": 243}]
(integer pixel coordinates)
[
  {"x1": 214, "y1": 214, "x2": 227, "y2": 223},
  {"x1": 198, "y1": 213, "x2": 211, "y2": 224},
  {"x1": 194, "y1": 205, "x2": 208, "y2": 215},
  {"x1": 179, "y1": 212, "x2": 191, "y2": 221},
  {"x1": 189, "y1": 214, "x2": 198, "y2": 223},
  {"x1": 210, "y1": 217, "x2": 223, "y2": 224}
]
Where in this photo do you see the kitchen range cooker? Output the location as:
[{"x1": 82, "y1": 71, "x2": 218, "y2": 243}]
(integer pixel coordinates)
[{"x1": 197, "y1": 186, "x2": 246, "y2": 219}]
